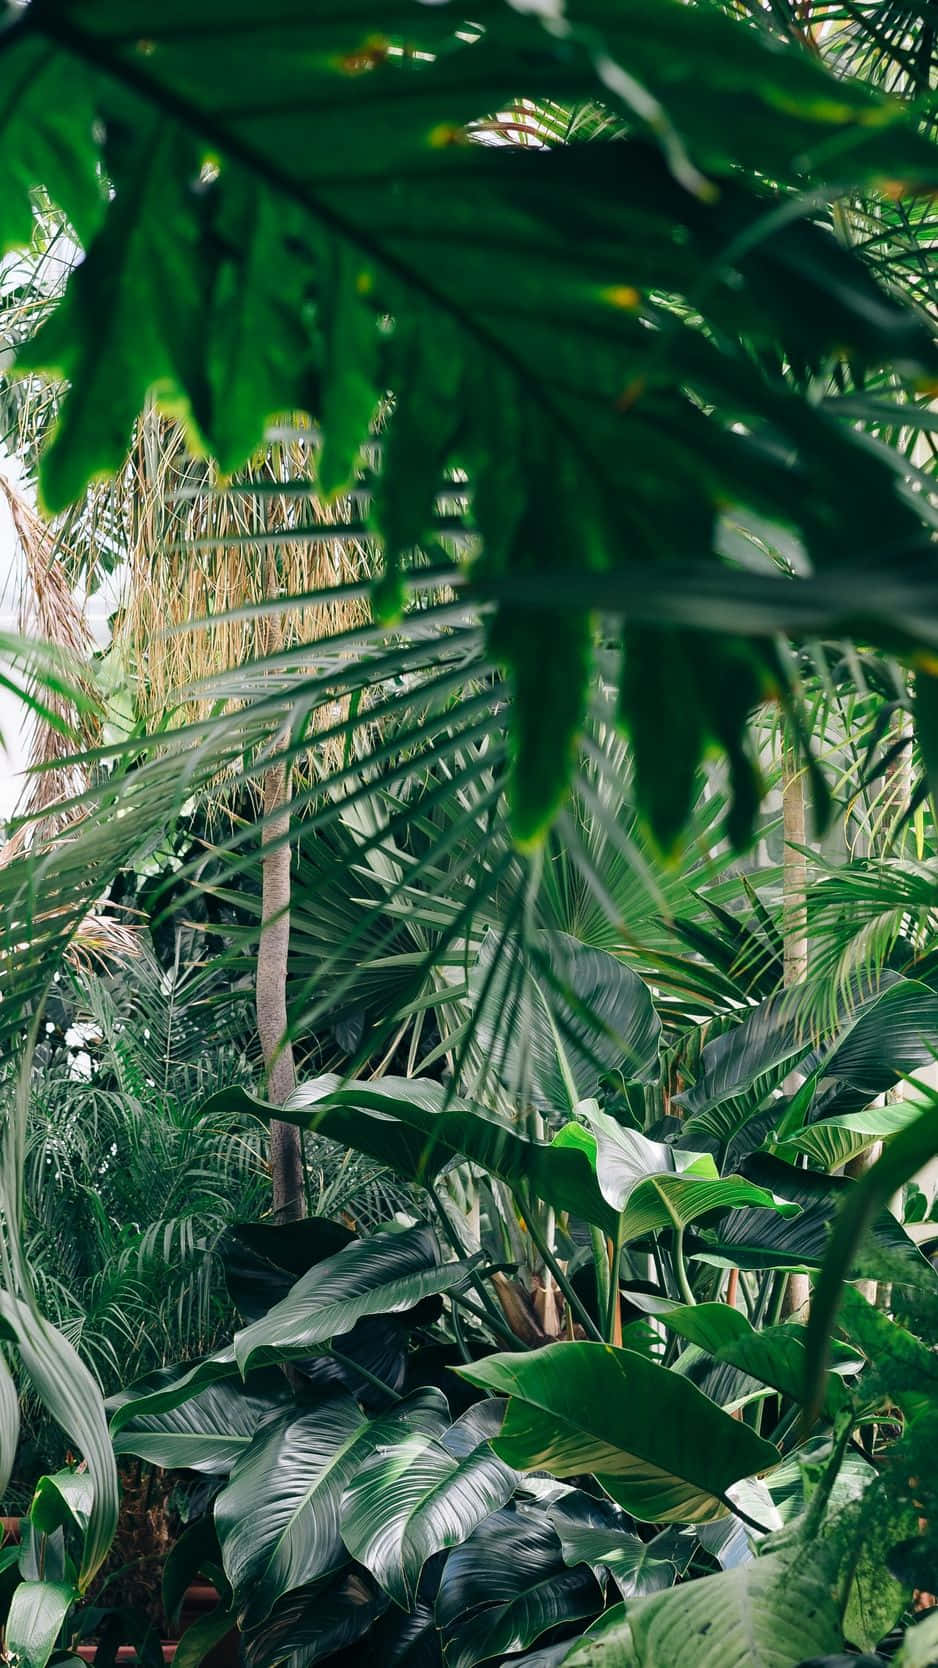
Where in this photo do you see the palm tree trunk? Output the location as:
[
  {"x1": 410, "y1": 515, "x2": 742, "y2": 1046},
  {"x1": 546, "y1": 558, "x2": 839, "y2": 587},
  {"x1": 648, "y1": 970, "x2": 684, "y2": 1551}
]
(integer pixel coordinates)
[
  {"x1": 256, "y1": 758, "x2": 305, "y2": 1223},
  {"x1": 782, "y1": 743, "x2": 811, "y2": 1319}
]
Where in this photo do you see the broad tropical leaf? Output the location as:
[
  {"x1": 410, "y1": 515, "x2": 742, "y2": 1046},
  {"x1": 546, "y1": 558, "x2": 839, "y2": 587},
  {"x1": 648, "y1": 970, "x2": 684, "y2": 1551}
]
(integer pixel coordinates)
[
  {"x1": 470, "y1": 931, "x2": 660, "y2": 1110},
  {"x1": 458, "y1": 1343, "x2": 778, "y2": 1523},
  {"x1": 547, "y1": 1494, "x2": 688, "y2": 1600},
  {"x1": 694, "y1": 1154, "x2": 937, "y2": 1289},
  {"x1": 5, "y1": 1581, "x2": 76, "y2": 1668},
  {"x1": 562, "y1": 1544, "x2": 843, "y2": 1668},
  {"x1": 340, "y1": 1402, "x2": 517, "y2": 1609},
  {"x1": 567, "y1": 1108, "x2": 798, "y2": 1241},
  {"x1": 775, "y1": 1101, "x2": 924, "y2": 1171},
  {"x1": 435, "y1": 1503, "x2": 603, "y2": 1668},
  {"x1": 111, "y1": 1374, "x2": 289, "y2": 1474},
  {"x1": 214, "y1": 1388, "x2": 448, "y2": 1627},
  {"x1": 240, "y1": 1569, "x2": 389, "y2": 1668},
  {"x1": 232, "y1": 1225, "x2": 475, "y2": 1375},
  {"x1": 206, "y1": 1078, "x2": 618, "y2": 1236}
]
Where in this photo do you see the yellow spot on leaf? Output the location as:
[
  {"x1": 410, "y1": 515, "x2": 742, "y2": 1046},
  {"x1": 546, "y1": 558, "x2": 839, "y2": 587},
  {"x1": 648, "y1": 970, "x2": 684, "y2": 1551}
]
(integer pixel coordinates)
[
  {"x1": 336, "y1": 37, "x2": 389, "y2": 74},
  {"x1": 428, "y1": 123, "x2": 469, "y2": 148},
  {"x1": 914, "y1": 653, "x2": 938, "y2": 676},
  {"x1": 602, "y1": 285, "x2": 641, "y2": 311},
  {"x1": 356, "y1": 269, "x2": 374, "y2": 296}
]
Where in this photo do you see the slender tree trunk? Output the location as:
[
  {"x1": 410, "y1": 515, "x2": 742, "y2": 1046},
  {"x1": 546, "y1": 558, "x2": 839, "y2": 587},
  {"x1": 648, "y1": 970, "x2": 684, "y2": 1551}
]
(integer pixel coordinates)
[
  {"x1": 256, "y1": 758, "x2": 306, "y2": 1223},
  {"x1": 782, "y1": 743, "x2": 812, "y2": 1320}
]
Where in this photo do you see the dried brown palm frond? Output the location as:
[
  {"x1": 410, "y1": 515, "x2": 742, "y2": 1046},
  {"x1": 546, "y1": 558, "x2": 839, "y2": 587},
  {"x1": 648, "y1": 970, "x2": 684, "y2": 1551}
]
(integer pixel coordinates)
[{"x1": 117, "y1": 407, "x2": 374, "y2": 781}]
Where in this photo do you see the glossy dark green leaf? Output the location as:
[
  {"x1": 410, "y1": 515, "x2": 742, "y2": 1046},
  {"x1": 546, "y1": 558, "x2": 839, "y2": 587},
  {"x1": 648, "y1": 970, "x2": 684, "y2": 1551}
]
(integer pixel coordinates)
[
  {"x1": 111, "y1": 1374, "x2": 288, "y2": 1473},
  {"x1": 446, "y1": 1564, "x2": 602, "y2": 1668},
  {"x1": 649, "y1": 1301, "x2": 860, "y2": 1418},
  {"x1": 459, "y1": 1343, "x2": 779, "y2": 1523},
  {"x1": 547, "y1": 1494, "x2": 685, "y2": 1600},
  {"x1": 204, "y1": 1078, "x2": 618, "y2": 1235},
  {"x1": 572, "y1": 1108, "x2": 797, "y2": 1241},
  {"x1": 215, "y1": 1389, "x2": 448, "y2": 1627},
  {"x1": 29, "y1": 1473, "x2": 93, "y2": 1541},
  {"x1": 222, "y1": 1219, "x2": 356, "y2": 1322},
  {"x1": 775, "y1": 1101, "x2": 922, "y2": 1171},
  {"x1": 341, "y1": 1402, "x2": 517, "y2": 1609},
  {"x1": 695, "y1": 1154, "x2": 937, "y2": 1290},
  {"x1": 232, "y1": 1225, "x2": 474, "y2": 1375},
  {"x1": 240, "y1": 1568, "x2": 389, "y2": 1668}
]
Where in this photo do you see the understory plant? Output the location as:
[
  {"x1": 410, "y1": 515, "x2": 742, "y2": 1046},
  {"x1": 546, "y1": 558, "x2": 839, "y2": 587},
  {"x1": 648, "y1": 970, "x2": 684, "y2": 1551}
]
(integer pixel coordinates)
[{"x1": 89, "y1": 929, "x2": 938, "y2": 1668}]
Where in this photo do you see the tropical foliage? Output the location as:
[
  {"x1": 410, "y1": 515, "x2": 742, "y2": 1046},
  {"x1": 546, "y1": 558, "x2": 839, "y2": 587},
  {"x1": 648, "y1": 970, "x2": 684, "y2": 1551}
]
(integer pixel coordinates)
[{"x1": 4, "y1": 2, "x2": 938, "y2": 1667}]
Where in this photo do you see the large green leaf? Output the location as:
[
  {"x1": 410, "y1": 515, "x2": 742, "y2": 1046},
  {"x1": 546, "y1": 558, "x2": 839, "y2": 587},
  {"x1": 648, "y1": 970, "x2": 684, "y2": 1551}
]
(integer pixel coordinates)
[
  {"x1": 675, "y1": 993, "x2": 808, "y2": 1138},
  {"x1": 5, "y1": 3, "x2": 938, "y2": 846},
  {"x1": 694, "y1": 1154, "x2": 937, "y2": 1289},
  {"x1": 340, "y1": 1401, "x2": 517, "y2": 1609},
  {"x1": 434, "y1": 1503, "x2": 603, "y2": 1668},
  {"x1": 111, "y1": 1374, "x2": 288, "y2": 1474},
  {"x1": 447, "y1": 1565, "x2": 602, "y2": 1668},
  {"x1": 29, "y1": 1472, "x2": 94, "y2": 1541},
  {"x1": 107, "y1": 1348, "x2": 241, "y2": 1434},
  {"x1": 5, "y1": 1581, "x2": 76, "y2": 1668},
  {"x1": 458, "y1": 1343, "x2": 779, "y2": 1523},
  {"x1": 240, "y1": 1569, "x2": 389, "y2": 1668},
  {"x1": 4, "y1": 1301, "x2": 118, "y2": 1590},
  {"x1": 470, "y1": 930, "x2": 660, "y2": 1110},
  {"x1": 569, "y1": 1108, "x2": 798, "y2": 1242},
  {"x1": 205, "y1": 1078, "x2": 618, "y2": 1235},
  {"x1": 562, "y1": 1543, "x2": 843, "y2": 1668},
  {"x1": 214, "y1": 1388, "x2": 448, "y2": 1627},
  {"x1": 547, "y1": 1494, "x2": 687, "y2": 1600},
  {"x1": 775, "y1": 1100, "x2": 924, "y2": 1171},
  {"x1": 646, "y1": 1301, "x2": 860, "y2": 1418},
  {"x1": 232, "y1": 1224, "x2": 475, "y2": 1375}
]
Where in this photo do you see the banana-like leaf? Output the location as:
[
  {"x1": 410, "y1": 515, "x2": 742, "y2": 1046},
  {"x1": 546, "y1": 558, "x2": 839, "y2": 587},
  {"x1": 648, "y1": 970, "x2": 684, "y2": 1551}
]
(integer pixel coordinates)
[
  {"x1": 222, "y1": 1219, "x2": 356, "y2": 1323},
  {"x1": 470, "y1": 930, "x2": 660, "y2": 1110},
  {"x1": 30, "y1": 1473, "x2": 94, "y2": 1540},
  {"x1": 5, "y1": 1301, "x2": 118, "y2": 1591},
  {"x1": 5, "y1": 1580, "x2": 76, "y2": 1668},
  {"x1": 458, "y1": 1343, "x2": 778, "y2": 1523},
  {"x1": 675, "y1": 993, "x2": 808, "y2": 1138},
  {"x1": 434, "y1": 1504, "x2": 565, "y2": 1631},
  {"x1": 694, "y1": 1154, "x2": 937, "y2": 1289},
  {"x1": 775, "y1": 1101, "x2": 923, "y2": 1171},
  {"x1": 108, "y1": 1348, "x2": 240, "y2": 1434},
  {"x1": 568, "y1": 1108, "x2": 798, "y2": 1241},
  {"x1": 645, "y1": 1301, "x2": 861, "y2": 1418},
  {"x1": 215, "y1": 1388, "x2": 449, "y2": 1628},
  {"x1": 112, "y1": 1373, "x2": 289, "y2": 1474},
  {"x1": 677, "y1": 977, "x2": 938, "y2": 1148},
  {"x1": 204, "y1": 1078, "x2": 618, "y2": 1236},
  {"x1": 233, "y1": 1225, "x2": 475, "y2": 1375},
  {"x1": 340, "y1": 1401, "x2": 517, "y2": 1609},
  {"x1": 447, "y1": 1566, "x2": 603, "y2": 1668},
  {"x1": 0, "y1": 1349, "x2": 20, "y2": 1501},
  {"x1": 562, "y1": 1543, "x2": 843, "y2": 1668}
]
